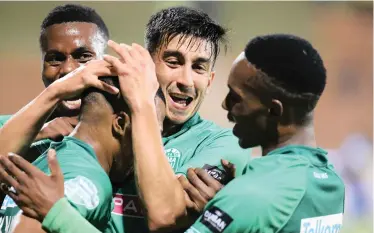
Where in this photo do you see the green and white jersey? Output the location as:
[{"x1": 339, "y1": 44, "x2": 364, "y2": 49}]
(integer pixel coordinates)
[
  {"x1": 0, "y1": 114, "x2": 52, "y2": 155},
  {"x1": 110, "y1": 114, "x2": 251, "y2": 233},
  {"x1": 0, "y1": 137, "x2": 114, "y2": 233},
  {"x1": 185, "y1": 145, "x2": 345, "y2": 233}
]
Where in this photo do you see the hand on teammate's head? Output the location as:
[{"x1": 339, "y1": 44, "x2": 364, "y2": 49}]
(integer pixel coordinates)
[
  {"x1": 49, "y1": 59, "x2": 119, "y2": 101},
  {"x1": 104, "y1": 40, "x2": 159, "y2": 112}
]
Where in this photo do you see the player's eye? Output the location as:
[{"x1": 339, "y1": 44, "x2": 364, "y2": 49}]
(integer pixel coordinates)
[
  {"x1": 192, "y1": 63, "x2": 207, "y2": 74},
  {"x1": 166, "y1": 59, "x2": 180, "y2": 67},
  {"x1": 75, "y1": 53, "x2": 94, "y2": 63},
  {"x1": 45, "y1": 53, "x2": 65, "y2": 66}
]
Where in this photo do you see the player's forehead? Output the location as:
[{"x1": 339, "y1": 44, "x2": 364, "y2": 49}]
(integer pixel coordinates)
[
  {"x1": 227, "y1": 52, "x2": 264, "y2": 102},
  {"x1": 160, "y1": 34, "x2": 213, "y2": 63},
  {"x1": 43, "y1": 22, "x2": 99, "y2": 53},
  {"x1": 228, "y1": 53, "x2": 255, "y2": 88}
]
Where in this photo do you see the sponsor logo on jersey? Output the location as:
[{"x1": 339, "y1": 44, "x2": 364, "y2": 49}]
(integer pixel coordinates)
[
  {"x1": 300, "y1": 213, "x2": 343, "y2": 233},
  {"x1": 313, "y1": 172, "x2": 329, "y2": 179},
  {"x1": 200, "y1": 206, "x2": 233, "y2": 233},
  {"x1": 64, "y1": 176, "x2": 100, "y2": 210},
  {"x1": 165, "y1": 148, "x2": 181, "y2": 169},
  {"x1": 112, "y1": 193, "x2": 144, "y2": 218},
  {"x1": 203, "y1": 164, "x2": 229, "y2": 185}
]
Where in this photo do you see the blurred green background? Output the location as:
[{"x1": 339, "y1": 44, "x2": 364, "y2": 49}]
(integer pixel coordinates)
[{"x1": 0, "y1": 1, "x2": 372, "y2": 232}]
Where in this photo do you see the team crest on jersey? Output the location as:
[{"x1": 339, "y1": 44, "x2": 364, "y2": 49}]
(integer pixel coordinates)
[
  {"x1": 300, "y1": 213, "x2": 343, "y2": 233},
  {"x1": 165, "y1": 148, "x2": 181, "y2": 169},
  {"x1": 200, "y1": 206, "x2": 233, "y2": 233},
  {"x1": 112, "y1": 193, "x2": 144, "y2": 218},
  {"x1": 64, "y1": 176, "x2": 100, "y2": 210}
]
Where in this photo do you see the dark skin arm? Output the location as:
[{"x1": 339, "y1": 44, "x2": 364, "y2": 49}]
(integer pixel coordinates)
[
  {"x1": 0, "y1": 150, "x2": 64, "y2": 233},
  {"x1": 175, "y1": 159, "x2": 236, "y2": 230},
  {"x1": 0, "y1": 150, "x2": 103, "y2": 233}
]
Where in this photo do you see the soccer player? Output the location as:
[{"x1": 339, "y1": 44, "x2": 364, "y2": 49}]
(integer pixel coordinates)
[
  {"x1": 0, "y1": 58, "x2": 140, "y2": 233},
  {"x1": 0, "y1": 50, "x2": 166, "y2": 233},
  {"x1": 79, "y1": 6, "x2": 249, "y2": 233},
  {"x1": 105, "y1": 7, "x2": 250, "y2": 233},
  {"x1": 185, "y1": 34, "x2": 345, "y2": 233},
  {"x1": 0, "y1": 4, "x2": 110, "y2": 159}
]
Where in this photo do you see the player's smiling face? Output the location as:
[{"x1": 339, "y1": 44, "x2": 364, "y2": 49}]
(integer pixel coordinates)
[
  {"x1": 41, "y1": 22, "x2": 105, "y2": 117},
  {"x1": 153, "y1": 35, "x2": 215, "y2": 124},
  {"x1": 222, "y1": 53, "x2": 270, "y2": 149}
]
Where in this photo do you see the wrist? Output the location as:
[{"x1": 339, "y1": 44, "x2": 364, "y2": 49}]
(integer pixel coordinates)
[
  {"x1": 130, "y1": 98, "x2": 156, "y2": 115},
  {"x1": 44, "y1": 82, "x2": 65, "y2": 102},
  {"x1": 40, "y1": 197, "x2": 64, "y2": 222}
]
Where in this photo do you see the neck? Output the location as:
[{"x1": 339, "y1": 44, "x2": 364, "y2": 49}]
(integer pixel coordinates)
[
  {"x1": 71, "y1": 121, "x2": 114, "y2": 174},
  {"x1": 262, "y1": 120, "x2": 317, "y2": 156},
  {"x1": 162, "y1": 118, "x2": 183, "y2": 137}
]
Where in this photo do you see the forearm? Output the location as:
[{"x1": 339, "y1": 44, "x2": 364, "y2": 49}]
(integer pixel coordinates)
[
  {"x1": 131, "y1": 101, "x2": 186, "y2": 231},
  {"x1": 42, "y1": 198, "x2": 101, "y2": 233},
  {"x1": 0, "y1": 86, "x2": 60, "y2": 156}
]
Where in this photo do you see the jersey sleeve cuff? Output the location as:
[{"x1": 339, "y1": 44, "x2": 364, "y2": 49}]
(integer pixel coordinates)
[{"x1": 42, "y1": 197, "x2": 71, "y2": 231}]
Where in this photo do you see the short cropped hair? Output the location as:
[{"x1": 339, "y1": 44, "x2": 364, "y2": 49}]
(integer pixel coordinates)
[
  {"x1": 39, "y1": 4, "x2": 109, "y2": 51},
  {"x1": 145, "y1": 6, "x2": 228, "y2": 66},
  {"x1": 244, "y1": 34, "x2": 327, "y2": 124},
  {"x1": 82, "y1": 77, "x2": 165, "y2": 117},
  {"x1": 81, "y1": 77, "x2": 128, "y2": 117}
]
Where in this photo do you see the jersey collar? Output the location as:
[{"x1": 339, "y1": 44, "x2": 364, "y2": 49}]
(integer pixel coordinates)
[
  {"x1": 162, "y1": 113, "x2": 202, "y2": 143},
  {"x1": 266, "y1": 145, "x2": 329, "y2": 166}
]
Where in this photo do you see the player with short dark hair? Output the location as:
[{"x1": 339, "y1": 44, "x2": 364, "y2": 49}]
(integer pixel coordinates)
[
  {"x1": 39, "y1": 3, "x2": 110, "y2": 119},
  {"x1": 0, "y1": 3, "x2": 110, "y2": 144},
  {"x1": 145, "y1": 6, "x2": 226, "y2": 68},
  {"x1": 108, "y1": 6, "x2": 250, "y2": 233},
  {"x1": 185, "y1": 34, "x2": 345, "y2": 233},
  {"x1": 0, "y1": 58, "x2": 165, "y2": 233}
]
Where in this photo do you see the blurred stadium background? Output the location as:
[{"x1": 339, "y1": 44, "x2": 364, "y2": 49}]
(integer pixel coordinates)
[{"x1": 0, "y1": 1, "x2": 372, "y2": 232}]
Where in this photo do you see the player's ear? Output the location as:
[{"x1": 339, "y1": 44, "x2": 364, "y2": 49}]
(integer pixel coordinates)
[
  {"x1": 206, "y1": 71, "x2": 215, "y2": 94},
  {"x1": 112, "y1": 111, "x2": 130, "y2": 138},
  {"x1": 268, "y1": 99, "x2": 283, "y2": 118}
]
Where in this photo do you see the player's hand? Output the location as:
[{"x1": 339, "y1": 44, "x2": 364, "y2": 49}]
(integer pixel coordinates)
[
  {"x1": 221, "y1": 159, "x2": 237, "y2": 181},
  {"x1": 178, "y1": 159, "x2": 237, "y2": 213},
  {"x1": 35, "y1": 116, "x2": 78, "y2": 141},
  {"x1": 0, "y1": 149, "x2": 64, "y2": 222},
  {"x1": 49, "y1": 59, "x2": 119, "y2": 101},
  {"x1": 104, "y1": 40, "x2": 159, "y2": 112}
]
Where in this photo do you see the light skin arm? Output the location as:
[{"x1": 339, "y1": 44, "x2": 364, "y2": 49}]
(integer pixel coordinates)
[{"x1": 104, "y1": 41, "x2": 186, "y2": 232}]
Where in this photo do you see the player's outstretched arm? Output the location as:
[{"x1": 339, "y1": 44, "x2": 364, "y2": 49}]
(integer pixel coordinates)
[
  {"x1": 0, "y1": 149, "x2": 101, "y2": 233},
  {"x1": 105, "y1": 40, "x2": 186, "y2": 232},
  {"x1": 0, "y1": 60, "x2": 118, "y2": 158}
]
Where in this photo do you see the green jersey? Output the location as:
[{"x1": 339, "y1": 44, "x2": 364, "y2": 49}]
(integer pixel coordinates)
[
  {"x1": 110, "y1": 114, "x2": 251, "y2": 233},
  {"x1": 185, "y1": 145, "x2": 345, "y2": 233},
  {"x1": 0, "y1": 137, "x2": 114, "y2": 233}
]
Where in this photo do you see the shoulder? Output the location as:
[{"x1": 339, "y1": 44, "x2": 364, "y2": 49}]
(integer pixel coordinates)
[
  {"x1": 195, "y1": 119, "x2": 249, "y2": 154},
  {"x1": 207, "y1": 171, "x2": 306, "y2": 232}
]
